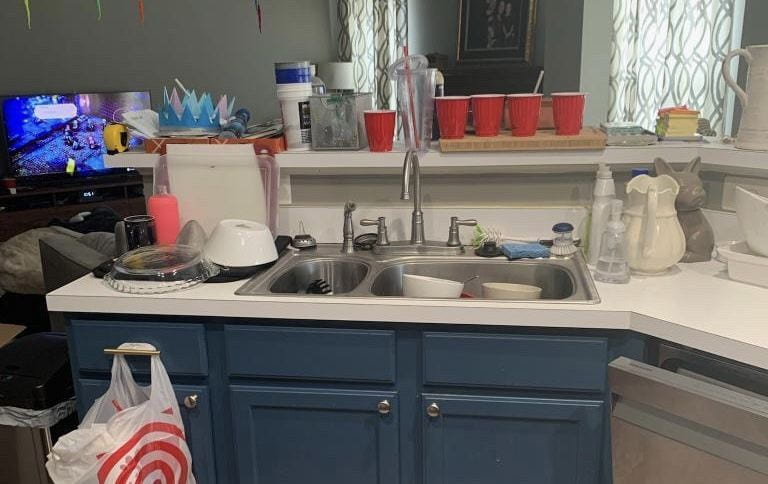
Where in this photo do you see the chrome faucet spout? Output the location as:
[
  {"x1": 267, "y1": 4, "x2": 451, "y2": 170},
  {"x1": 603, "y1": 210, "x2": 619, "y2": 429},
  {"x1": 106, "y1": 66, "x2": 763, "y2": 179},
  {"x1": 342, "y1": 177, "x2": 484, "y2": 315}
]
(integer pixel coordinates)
[
  {"x1": 401, "y1": 151, "x2": 412, "y2": 200},
  {"x1": 401, "y1": 150, "x2": 425, "y2": 245}
]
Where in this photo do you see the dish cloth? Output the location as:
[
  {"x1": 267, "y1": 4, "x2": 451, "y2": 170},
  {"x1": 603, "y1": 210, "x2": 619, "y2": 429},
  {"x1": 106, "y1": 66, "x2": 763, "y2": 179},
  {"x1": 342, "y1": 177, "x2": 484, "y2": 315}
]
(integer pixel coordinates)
[{"x1": 501, "y1": 243, "x2": 550, "y2": 260}]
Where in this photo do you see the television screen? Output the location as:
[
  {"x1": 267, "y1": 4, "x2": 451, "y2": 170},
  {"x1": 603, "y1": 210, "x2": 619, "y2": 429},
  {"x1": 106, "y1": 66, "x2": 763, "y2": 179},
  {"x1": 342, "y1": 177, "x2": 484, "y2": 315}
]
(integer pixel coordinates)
[{"x1": 1, "y1": 91, "x2": 150, "y2": 179}]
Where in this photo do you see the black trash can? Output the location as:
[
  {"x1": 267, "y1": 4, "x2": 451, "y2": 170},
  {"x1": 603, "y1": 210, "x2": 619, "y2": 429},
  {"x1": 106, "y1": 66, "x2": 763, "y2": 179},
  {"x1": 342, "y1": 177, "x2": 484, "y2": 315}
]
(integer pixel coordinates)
[{"x1": 0, "y1": 333, "x2": 76, "y2": 484}]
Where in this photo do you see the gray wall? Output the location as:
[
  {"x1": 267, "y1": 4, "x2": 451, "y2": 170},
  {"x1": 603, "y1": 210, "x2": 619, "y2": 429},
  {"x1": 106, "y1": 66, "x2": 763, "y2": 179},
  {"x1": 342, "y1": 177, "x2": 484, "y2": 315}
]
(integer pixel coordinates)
[
  {"x1": 407, "y1": 0, "x2": 581, "y2": 93},
  {"x1": 0, "y1": 0, "x2": 334, "y2": 122}
]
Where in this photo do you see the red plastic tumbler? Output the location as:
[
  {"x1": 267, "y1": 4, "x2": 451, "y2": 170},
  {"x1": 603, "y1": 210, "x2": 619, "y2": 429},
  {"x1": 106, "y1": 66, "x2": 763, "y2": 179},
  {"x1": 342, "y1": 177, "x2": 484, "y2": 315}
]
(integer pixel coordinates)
[
  {"x1": 507, "y1": 94, "x2": 542, "y2": 137},
  {"x1": 364, "y1": 110, "x2": 396, "y2": 152},
  {"x1": 471, "y1": 94, "x2": 505, "y2": 137},
  {"x1": 436, "y1": 96, "x2": 470, "y2": 139},
  {"x1": 552, "y1": 92, "x2": 587, "y2": 135}
]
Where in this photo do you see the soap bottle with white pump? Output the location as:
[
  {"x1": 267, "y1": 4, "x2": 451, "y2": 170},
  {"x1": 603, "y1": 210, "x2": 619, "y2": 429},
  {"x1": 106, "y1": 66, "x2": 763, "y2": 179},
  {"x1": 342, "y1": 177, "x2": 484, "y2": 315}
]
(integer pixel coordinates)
[{"x1": 587, "y1": 163, "x2": 616, "y2": 265}]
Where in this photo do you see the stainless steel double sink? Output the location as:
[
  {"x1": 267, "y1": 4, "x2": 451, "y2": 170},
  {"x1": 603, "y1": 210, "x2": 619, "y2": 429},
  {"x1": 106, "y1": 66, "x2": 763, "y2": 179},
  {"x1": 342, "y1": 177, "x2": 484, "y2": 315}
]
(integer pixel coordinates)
[{"x1": 236, "y1": 244, "x2": 600, "y2": 303}]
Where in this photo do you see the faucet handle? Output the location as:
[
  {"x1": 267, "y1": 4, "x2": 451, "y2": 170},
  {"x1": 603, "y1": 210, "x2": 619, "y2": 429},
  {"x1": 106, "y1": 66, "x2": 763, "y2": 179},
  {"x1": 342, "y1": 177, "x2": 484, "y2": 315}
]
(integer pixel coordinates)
[
  {"x1": 360, "y1": 217, "x2": 390, "y2": 246},
  {"x1": 446, "y1": 217, "x2": 478, "y2": 247}
]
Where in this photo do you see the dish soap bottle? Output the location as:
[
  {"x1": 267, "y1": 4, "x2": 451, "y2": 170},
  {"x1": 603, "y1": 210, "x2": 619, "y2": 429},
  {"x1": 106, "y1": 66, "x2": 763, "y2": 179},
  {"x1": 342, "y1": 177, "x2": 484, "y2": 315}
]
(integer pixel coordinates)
[
  {"x1": 147, "y1": 156, "x2": 180, "y2": 245},
  {"x1": 587, "y1": 163, "x2": 616, "y2": 265},
  {"x1": 594, "y1": 199, "x2": 630, "y2": 284}
]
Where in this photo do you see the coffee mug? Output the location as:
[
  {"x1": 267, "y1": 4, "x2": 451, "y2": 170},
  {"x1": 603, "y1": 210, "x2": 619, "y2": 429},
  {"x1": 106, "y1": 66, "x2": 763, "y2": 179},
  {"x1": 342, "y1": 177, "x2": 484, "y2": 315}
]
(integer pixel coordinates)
[{"x1": 123, "y1": 215, "x2": 157, "y2": 250}]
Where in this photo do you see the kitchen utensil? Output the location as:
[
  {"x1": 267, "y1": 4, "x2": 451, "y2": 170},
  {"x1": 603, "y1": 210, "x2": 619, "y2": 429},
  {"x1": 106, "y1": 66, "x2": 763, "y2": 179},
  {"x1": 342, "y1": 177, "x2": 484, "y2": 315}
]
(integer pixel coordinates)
[
  {"x1": 550, "y1": 222, "x2": 579, "y2": 257},
  {"x1": 204, "y1": 219, "x2": 278, "y2": 268},
  {"x1": 507, "y1": 94, "x2": 542, "y2": 137},
  {"x1": 364, "y1": 110, "x2": 397, "y2": 152},
  {"x1": 292, "y1": 221, "x2": 317, "y2": 249},
  {"x1": 552, "y1": 92, "x2": 587, "y2": 135},
  {"x1": 481, "y1": 283, "x2": 542, "y2": 300},
  {"x1": 471, "y1": 95, "x2": 505, "y2": 137},
  {"x1": 402, "y1": 274, "x2": 463, "y2": 299},
  {"x1": 624, "y1": 175, "x2": 686, "y2": 274},
  {"x1": 722, "y1": 44, "x2": 768, "y2": 150},
  {"x1": 306, "y1": 279, "x2": 333, "y2": 295},
  {"x1": 123, "y1": 215, "x2": 156, "y2": 250},
  {"x1": 718, "y1": 241, "x2": 768, "y2": 288},
  {"x1": 435, "y1": 96, "x2": 470, "y2": 139},
  {"x1": 166, "y1": 144, "x2": 266, "y2": 236},
  {"x1": 734, "y1": 186, "x2": 768, "y2": 257},
  {"x1": 103, "y1": 244, "x2": 219, "y2": 294}
]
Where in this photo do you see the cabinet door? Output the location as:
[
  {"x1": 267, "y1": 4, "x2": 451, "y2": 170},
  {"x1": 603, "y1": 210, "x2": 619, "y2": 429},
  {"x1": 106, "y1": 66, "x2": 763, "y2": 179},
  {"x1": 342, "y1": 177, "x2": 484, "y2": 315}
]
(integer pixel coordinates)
[
  {"x1": 230, "y1": 386, "x2": 399, "y2": 484},
  {"x1": 422, "y1": 394, "x2": 603, "y2": 484},
  {"x1": 77, "y1": 379, "x2": 216, "y2": 484}
]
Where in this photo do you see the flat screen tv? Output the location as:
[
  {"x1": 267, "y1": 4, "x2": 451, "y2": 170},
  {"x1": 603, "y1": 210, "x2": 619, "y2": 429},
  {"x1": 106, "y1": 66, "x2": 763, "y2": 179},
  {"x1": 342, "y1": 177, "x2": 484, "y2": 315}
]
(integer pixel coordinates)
[{"x1": 0, "y1": 91, "x2": 150, "y2": 185}]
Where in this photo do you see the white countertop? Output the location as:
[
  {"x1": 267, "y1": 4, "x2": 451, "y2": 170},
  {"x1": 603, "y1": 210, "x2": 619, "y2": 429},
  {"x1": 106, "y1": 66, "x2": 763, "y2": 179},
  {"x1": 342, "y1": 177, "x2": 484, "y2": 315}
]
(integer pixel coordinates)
[{"x1": 47, "y1": 260, "x2": 768, "y2": 370}]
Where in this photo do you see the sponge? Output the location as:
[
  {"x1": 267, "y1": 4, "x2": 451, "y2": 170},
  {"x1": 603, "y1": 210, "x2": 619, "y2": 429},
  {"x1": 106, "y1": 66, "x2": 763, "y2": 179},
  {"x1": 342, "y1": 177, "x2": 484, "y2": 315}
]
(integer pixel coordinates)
[{"x1": 501, "y1": 243, "x2": 550, "y2": 260}]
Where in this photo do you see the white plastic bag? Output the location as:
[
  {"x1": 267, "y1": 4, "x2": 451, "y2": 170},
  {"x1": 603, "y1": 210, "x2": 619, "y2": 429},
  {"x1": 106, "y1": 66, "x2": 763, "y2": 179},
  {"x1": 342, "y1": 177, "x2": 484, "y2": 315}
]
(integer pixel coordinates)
[{"x1": 46, "y1": 343, "x2": 196, "y2": 484}]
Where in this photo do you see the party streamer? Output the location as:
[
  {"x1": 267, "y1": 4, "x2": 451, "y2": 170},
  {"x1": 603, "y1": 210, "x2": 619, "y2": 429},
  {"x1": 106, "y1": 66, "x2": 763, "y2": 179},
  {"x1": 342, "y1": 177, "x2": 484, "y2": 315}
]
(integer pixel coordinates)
[
  {"x1": 23, "y1": 0, "x2": 31, "y2": 29},
  {"x1": 96, "y1": 0, "x2": 102, "y2": 20},
  {"x1": 138, "y1": 0, "x2": 145, "y2": 23}
]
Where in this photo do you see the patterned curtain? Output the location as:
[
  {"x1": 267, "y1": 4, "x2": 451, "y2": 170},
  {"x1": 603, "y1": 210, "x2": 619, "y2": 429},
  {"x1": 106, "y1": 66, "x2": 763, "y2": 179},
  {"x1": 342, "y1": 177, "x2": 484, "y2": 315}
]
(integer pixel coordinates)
[
  {"x1": 337, "y1": 0, "x2": 408, "y2": 109},
  {"x1": 609, "y1": 0, "x2": 738, "y2": 132}
]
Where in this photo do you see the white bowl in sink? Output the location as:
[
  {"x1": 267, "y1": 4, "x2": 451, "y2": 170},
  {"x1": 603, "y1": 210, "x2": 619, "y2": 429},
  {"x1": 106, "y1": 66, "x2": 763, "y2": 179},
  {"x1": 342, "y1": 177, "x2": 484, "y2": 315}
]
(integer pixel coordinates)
[
  {"x1": 402, "y1": 274, "x2": 463, "y2": 299},
  {"x1": 734, "y1": 186, "x2": 768, "y2": 257}
]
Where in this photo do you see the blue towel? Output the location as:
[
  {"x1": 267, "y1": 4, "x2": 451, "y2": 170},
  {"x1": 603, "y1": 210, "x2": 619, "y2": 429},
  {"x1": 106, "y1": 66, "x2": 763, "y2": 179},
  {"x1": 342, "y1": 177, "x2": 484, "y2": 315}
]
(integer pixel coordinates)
[{"x1": 501, "y1": 243, "x2": 550, "y2": 260}]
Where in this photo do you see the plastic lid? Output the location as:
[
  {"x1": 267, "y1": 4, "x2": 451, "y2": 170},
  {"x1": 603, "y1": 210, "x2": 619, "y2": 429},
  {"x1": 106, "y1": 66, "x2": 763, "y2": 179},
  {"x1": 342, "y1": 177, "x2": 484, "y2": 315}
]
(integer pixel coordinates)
[
  {"x1": 631, "y1": 168, "x2": 650, "y2": 177},
  {"x1": 387, "y1": 54, "x2": 429, "y2": 76},
  {"x1": 552, "y1": 222, "x2": 574, "y2": 234},
  {"x1": 275, "y1": 61, "x2": 311, "y2": 70},
  {"x1": 104, "y1": 245, "x2": 219, "y2": 294}
]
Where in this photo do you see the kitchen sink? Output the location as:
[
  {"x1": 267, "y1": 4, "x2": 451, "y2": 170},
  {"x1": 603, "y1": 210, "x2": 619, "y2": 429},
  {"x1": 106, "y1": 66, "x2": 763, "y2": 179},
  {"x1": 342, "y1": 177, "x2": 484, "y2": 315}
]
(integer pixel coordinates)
[
  {"x1": 269, "y1": 259, "x2": 370, "y2": 295},
  {"x1": 236, "y1": 245, "x2": 599, "y2": 303}
]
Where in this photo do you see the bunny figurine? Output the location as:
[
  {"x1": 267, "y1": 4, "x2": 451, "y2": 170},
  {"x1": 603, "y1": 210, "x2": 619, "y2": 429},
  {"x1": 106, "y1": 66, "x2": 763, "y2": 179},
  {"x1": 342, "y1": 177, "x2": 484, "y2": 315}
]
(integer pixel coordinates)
[{"x1": 654, "y1": 156, "x2": 715, "y2": 262}]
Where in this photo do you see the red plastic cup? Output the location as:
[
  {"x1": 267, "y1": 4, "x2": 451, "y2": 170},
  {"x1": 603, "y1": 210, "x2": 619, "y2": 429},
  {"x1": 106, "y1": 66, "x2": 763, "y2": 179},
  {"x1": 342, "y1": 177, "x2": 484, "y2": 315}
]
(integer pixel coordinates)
[
  {"x1": 435, "y1": 96, "x2": 470, "y2": 139},
  {"x1": 552, "y1": 92, "x2": 587, "y2": 135},
  {"x1": 471, "y1": 94, "x2": 506, "y2": 137},
  {"x1": 364, "y1": 110, "x2": 396, "y2": 152},
  {"x1": 507, "y1": 94, "x2": 542, "y2": 137}
]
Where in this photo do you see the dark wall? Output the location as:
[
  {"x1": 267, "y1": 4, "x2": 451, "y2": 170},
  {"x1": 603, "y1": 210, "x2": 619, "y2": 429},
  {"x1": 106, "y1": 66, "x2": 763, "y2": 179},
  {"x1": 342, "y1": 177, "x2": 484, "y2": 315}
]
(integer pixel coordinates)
[{"x1": 0, "y1": 0, "x2": 334, "y2": 122}]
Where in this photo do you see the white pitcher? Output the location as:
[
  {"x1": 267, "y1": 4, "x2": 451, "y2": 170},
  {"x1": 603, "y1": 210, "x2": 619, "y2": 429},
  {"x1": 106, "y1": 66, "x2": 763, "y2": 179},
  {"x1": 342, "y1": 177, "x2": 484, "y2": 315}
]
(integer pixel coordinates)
[
  {"x1": 623, "y1": 175, "x2": 686, "y2": 274},
  {"x1": 722, "y1": 44, "x2": 768, "y2": 150}
]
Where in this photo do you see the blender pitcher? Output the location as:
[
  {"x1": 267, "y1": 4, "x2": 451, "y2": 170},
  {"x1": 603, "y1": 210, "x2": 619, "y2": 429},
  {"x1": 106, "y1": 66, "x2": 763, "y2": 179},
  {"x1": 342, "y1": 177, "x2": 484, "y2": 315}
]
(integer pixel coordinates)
[{"x1": 388, "y1": 54, "x2": 436, "y2": 153}]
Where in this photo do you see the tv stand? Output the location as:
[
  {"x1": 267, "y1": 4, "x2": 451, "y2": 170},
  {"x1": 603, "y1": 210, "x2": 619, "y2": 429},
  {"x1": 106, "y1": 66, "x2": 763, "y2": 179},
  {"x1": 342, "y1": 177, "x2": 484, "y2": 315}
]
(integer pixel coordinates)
[{"x1": 0, "y1": 180, "x2": 145, "y2": 242}]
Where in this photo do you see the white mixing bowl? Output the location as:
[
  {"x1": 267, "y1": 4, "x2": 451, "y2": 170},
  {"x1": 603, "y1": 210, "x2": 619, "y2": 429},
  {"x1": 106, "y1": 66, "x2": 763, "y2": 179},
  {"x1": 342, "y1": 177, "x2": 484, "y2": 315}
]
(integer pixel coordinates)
[
  {"x1": 402, "y1": 274, "x2": 464, "y2": 299},
  {"x1": 204, "y1": 219, "x2": 277, "y2": 267}
]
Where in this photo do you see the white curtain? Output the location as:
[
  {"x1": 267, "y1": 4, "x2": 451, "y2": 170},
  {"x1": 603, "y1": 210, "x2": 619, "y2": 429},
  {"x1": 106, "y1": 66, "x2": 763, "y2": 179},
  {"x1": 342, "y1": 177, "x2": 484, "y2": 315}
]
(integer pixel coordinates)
[
  {"x1": 609, "y1": 0, "x2": 739, "y2": 132},
  {"x1": 337, "y1": 0, "x2": 408, "y2": 109}
]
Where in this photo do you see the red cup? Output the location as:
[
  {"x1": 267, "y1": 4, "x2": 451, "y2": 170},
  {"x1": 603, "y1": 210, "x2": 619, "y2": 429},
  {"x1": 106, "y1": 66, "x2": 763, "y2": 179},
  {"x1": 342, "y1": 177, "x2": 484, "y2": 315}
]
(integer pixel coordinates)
[
  {"x1": 507, "y1": 94, "x2": 542, "y2": 137},
  {"x1": 435, "y1": 96, "x2": 470, "y2": 139},
  {"x1": 364, "y1": 110, "x2": 396, "y2": 152},
  {"x1": 471, "y1": 94, "x2": 506, "y2": 137},
  {"x1": 552, "y1": 92, "x2": 586, "y2": 135}
]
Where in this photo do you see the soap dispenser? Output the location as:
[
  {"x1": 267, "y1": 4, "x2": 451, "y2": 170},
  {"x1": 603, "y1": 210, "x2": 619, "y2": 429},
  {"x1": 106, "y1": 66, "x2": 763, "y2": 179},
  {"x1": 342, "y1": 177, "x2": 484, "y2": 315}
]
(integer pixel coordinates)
[
  {"x1": 587, "y1": 163, "x2": 616, "y2": 265},
  {"x1": 594, "y1": 199, "x2": 630, "y2": 284}
]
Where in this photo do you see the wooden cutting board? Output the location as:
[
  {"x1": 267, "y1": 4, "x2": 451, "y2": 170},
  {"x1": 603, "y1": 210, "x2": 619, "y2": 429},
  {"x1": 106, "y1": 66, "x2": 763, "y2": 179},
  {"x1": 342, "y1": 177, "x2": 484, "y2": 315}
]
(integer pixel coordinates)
[{"x1": 439, "y1": 127, "x2": 606, "y2": 152}]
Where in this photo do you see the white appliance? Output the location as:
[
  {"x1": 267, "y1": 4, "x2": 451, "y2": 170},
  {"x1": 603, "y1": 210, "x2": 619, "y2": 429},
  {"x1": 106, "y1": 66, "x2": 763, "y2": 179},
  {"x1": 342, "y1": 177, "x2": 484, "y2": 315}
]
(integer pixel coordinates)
[{"x1": 610, "y1": 345, "x2": 768, "y2": 483}]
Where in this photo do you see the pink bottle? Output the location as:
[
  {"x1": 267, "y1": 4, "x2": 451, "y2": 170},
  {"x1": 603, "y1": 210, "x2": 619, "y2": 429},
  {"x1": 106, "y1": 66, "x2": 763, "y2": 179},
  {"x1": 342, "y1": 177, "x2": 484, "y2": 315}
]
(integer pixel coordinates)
[{"x1": 148, "y1": 157, "x2": 181, "y2": 244}]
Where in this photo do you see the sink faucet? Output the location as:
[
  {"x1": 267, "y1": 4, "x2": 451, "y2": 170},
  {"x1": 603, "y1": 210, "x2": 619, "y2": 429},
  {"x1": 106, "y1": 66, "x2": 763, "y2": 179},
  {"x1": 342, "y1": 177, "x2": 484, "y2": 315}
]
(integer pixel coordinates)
[
  {"x1": 401, "y1": 150, "x2": 425, "y2": 244},
  {"x1": 341, "y1": 200, "x2": 357, "y2": 253}
]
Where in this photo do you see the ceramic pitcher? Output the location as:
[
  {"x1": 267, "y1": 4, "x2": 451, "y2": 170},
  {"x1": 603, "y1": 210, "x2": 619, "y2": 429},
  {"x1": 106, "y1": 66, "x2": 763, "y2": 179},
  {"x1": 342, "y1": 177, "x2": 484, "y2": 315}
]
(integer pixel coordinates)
[
  {"x1": 623, "y1": 175, "x2": 686, "y2": 274},
  {"x1": 723, "y1": 44, "x2": 768, "y2": 150}
]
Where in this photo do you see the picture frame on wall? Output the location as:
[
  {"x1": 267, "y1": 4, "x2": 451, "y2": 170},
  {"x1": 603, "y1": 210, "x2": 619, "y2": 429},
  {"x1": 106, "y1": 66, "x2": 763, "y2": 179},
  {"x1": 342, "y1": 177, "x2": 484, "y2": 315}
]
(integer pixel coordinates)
[{"x1": 456, "y1": 0, "x2": 537, "y2": 62}]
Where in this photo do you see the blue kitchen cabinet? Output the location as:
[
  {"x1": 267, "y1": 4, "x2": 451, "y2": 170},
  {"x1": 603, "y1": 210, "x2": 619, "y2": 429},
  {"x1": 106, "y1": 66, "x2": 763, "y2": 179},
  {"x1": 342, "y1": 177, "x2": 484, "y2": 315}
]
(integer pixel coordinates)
[
  {"x1": 422, "y1": 393, "x2": 604, "y2": 484},
  {"x1": 229, "y1": 386, "x2": 400, "y2": 484},
  {"x1": 77, "y1": 379, "x2": 217, "y2": 484}
]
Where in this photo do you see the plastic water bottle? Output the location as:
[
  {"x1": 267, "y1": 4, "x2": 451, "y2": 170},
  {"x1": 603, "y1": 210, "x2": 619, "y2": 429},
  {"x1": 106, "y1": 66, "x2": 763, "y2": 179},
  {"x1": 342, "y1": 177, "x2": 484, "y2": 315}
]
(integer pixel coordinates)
[
  {"x1": 219, "y1": 108, "x2": 251, "y2": 139},
  {"x1": 594, "y1": 199, "x2": 630, "y2": 284},
  {"x1": 587, "y1": 163, "x2": 616, "y2": 265}
]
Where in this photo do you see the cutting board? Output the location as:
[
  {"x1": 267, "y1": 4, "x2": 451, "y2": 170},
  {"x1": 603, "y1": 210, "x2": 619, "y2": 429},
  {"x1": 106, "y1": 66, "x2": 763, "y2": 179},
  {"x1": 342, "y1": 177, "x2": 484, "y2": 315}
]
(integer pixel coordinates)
[{"x1": 439, "y1": 127, "x2": 606, "y2": 152}]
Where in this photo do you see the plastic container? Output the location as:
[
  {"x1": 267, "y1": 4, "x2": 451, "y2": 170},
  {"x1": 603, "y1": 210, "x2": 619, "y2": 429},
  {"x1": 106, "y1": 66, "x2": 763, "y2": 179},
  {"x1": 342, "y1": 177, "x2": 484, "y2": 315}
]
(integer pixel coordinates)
[
  {"x1": 594, "y1": 199, "x2": 630, "y2": 284},
  {"x1": 257, "y1": 149, "x2": 279, "y2": 235},
  {"x1": 147, "y1": 156, "x2": 180, "y2": 245},
  {"x1": 587, "y1": 163, "x2": 616, "y2": 265},
  {"x1": 277, "y1": 83, "x2": 313, "y2": 150},
  {"x1": 310, "y1": 65, "x2": 327, "y2": 95},
  {"x1": 718, "y1": 241, "x2": 768, "y2": 288},
  {"x1": 389, "y1": 55, "x2": 435, "y2": 154},
  {"x1": 275, "y1": 61, "x2": 312, "y2": 84},
  {"x1": 507, "y1": 93, "x2": 542, "y2": 137},
  {"x1": 471, "y1": 94, "x2": 506, "y2": 137},
  {"x1": 552, "y1": 92, "x2": 587, "y2": 135},
  {"x1": 310, "y1": 93, "x2": 372, "y2": 150},
  {"x1": 435, "y1": 96, "x2": 470, "y2": 139}
]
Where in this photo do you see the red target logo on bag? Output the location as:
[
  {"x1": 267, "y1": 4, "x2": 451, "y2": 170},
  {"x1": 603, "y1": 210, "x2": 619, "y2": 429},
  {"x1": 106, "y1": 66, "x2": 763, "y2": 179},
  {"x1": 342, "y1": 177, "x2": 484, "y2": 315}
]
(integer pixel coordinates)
[{"x1": 97, "y1": 421, "x2": 192, "y2": 484}]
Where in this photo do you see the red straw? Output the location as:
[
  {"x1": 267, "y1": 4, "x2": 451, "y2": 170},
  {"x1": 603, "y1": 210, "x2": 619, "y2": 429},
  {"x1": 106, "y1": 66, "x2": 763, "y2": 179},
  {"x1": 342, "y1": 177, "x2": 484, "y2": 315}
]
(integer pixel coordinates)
[{"x1": 402, "y1": 46, "x2": 420, "y2": 151}]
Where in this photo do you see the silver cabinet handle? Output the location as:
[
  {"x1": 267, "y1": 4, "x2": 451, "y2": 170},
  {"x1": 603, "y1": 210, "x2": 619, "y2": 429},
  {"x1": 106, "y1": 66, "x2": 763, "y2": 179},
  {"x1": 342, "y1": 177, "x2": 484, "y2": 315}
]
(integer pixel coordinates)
[
  {"x1": 426, "y1": 402, "x2": 440, "y2": 418},
  {"x1": 183, "y1": 394, "x2": 199, "y2": 409},
  {"x1": 377, "y1": 399, "x2": 391, "y2": 415}
]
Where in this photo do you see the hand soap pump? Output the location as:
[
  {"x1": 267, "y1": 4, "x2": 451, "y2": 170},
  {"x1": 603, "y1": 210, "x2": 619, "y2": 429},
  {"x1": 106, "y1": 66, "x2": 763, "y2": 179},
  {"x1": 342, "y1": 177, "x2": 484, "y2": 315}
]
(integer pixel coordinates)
[
  {"x1": 594, "y1": 199, "x2": 630, "y2": 284},
  {"x1": 587, "y1": 163, "x2": 616, "y2": 265}
]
